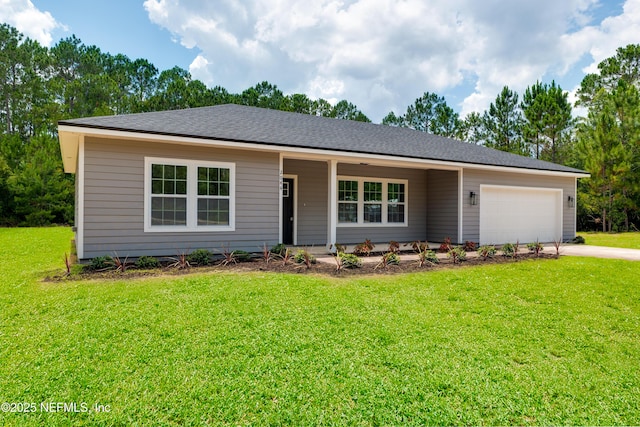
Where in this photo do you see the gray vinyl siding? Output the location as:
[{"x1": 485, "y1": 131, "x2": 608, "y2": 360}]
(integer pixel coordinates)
[
  {"x1": 462, "y1": 169, "x2": 576, "y2": 242},
  {"x1": 81, "y1": 137, "x2": 279, "y2": 259},
  {"x1": 335, "y1": 164, "x2": 427, "y2": 244},
  {"x1": 426, "y1": 170, "x2": 459, "y2": 243},
  {"x1": 283, "y1": 159, "x2": 328, "y2": 245}
]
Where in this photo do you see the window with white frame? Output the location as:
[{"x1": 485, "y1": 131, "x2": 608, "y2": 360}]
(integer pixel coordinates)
[
  {"x1": 150, "y1": 164, "x2": 188, "y2": 226},
  {"x1": 363, "y1": 181, "x2": 382, "y2": 223},
  {"x1": 337, "y1": 176, "x2": 407, "y2": 226},
  {"x1": 338, "y1": 180, "x2": 358, "y2": 223},
  {"x1": 387, "y1": 182, "x2": 406, "y2": 223},
  {"x1": 145, "y1": 157, "x2": 235, "y2": 232}
]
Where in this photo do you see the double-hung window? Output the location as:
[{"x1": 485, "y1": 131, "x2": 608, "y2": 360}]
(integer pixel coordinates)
[
  {"x1": 338, "y1": 180, "x2": 358, "y2": 223},
  {"x1": 197, "y1": 167, "x2": 230, "y2": 226},
  {"x1": 363, "y1": 182, "x2": 382, "y2": 223},
  {"x1": 145, "y1": 157, "x2": 235, "y2": 232},
  {"x1": 337, "y1": 176, "x2": 407, "y2": 226},
  {"x1": 150, "y1": 164, "x2": 188, "y2": 226},
  {"x1": 387, "y1": 182, "x2": 406, "y2": 223}
]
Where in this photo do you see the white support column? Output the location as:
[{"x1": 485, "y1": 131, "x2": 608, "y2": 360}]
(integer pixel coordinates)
[
  {"x1": 458, "y1": 168, "x2": 464, "y2": 244},
  {"x1": 327, "y1": 159, "x2": 337, "y2": 252},
  {"x1": 77, "y1": 135, "x2": 85, "y2": 259},
  {"x1": 278, "y1": 153, "x2": 284, "y2": 244},
  {"x1": 573, "y1": 177, "x2": 577, "y2": 239}
]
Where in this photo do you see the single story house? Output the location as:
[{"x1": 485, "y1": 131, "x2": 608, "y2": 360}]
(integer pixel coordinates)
[{"x1": 58, "y1": 104, "x2": 588, "y2": 260}]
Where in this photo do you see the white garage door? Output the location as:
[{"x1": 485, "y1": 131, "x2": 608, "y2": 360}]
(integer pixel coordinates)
[{"x1": 479, "y1": 185, "x2": 562, "y2": 245}]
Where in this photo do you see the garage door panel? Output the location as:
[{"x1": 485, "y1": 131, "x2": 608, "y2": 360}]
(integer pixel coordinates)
[{"x1": 480, "y1": 186, "x2": 561, "y2": 245}]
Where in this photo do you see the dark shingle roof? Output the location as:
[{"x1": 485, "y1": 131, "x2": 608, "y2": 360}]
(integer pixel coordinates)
[{"x1": 59, "y1": 104, "x2": 585, "y2": 174}]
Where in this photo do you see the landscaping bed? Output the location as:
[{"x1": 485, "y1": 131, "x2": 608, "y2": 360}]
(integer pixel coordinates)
[{"x1": 51, "y1": 247, "x2": 560, "y2": 281}]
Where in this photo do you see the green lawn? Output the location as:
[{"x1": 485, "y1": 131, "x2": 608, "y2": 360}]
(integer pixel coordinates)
[
  {"x1": 1, "y1": 228, "x2": 639, "y2": 426},
  {"x1": 577, "y1": 231, "x2": 640, "y2": 249}
]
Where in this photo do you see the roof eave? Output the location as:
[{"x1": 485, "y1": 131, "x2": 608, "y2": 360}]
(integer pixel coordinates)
[
  {"x1": 59, "y1": 129, "x2": 80, "y2": 173},
  {"x1": 57, "y1": 123, "x2": 590, "y2": 178}
]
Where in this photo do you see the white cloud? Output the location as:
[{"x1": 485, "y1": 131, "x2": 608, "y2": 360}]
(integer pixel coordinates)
[
  {"x1": 307, "y1": 76, "x2": 345, "y2": 101},
  {"x1": 0, "y1": 0, "x2": 62, "y2": 46},
  {"x1": 143, "y1": 0, "x2": 636, "y2": 121},
  {"x1": 567, "y1": 83, "x2": 589, "y2": 118},
  {"x1": 189, "y1": 54, "x2": 214, "y2": 85},
  {"x1": 564, "y1": 0, "x2": 640, "y2": 75}
]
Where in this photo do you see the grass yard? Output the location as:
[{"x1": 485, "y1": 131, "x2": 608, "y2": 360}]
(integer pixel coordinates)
[
  {"x1": 577, "y1": 231, "x2": 640, "y2": 249},
  {"x1": 1, "y1": 228, "x2": 639, "y2": 426}
]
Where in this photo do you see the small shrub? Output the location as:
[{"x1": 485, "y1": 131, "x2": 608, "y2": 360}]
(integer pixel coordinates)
[
  {"x1": 448, "y1": 247, "x2": 466, "y2": 264},
  {"x1": 439, "y1": 237, "x2": 452, "y2": 253},
  {"x1": 88, "y1": 255, "x2": 111, "y2": 271},
  {"x1": 417, "y1": 249, "x2": 438, "y2": 267},
  {"x1": 572, "y1": 235, "x2": 585, "y2": 244},
  {"x1": 526, "y1": 240, "x2": 544, "y2": 256},
  {"x1": 187, "y1": 249, "x2": 213, "y2": 266},
  {"x1": 463, "y1": 241, "x2": 477, "y2": 251},
  {"x1": 294, "y1": 249, "x2": 316, "y2": 267},
  {"x1": 376, "y1": 252, "x2": 400, "y2": 269},
  {"x1": 387, "y1": 252, "x2": 400, "y2": 265},
  {"x1": 501, "y1": 243, "x2": 515, "y2": 257},
  {"x1": 333, "y1": 254, "x2": 344, "y2": 272},
  {"x1": 270, "y1": 243, "x2": 287, "y2": 257},
  {"x1": 233, "y1": 250, "x2": 252, "y2": 262},
  {"x1": 167, "y1": 252, "x2": 191, "y2": 269},
  {"x1": 354, "y1": 238, "x2": 375, "y2": 256},
  {"x1": 63, "y1": 252, "x2": 72, "y2": 275},
  {"x1": 135, "y1": 255, "x2": 160, "y2": 269},
  {"x1": 280, "y1": 248, "x2": 293, "y2": 266},
  {"x1": 110, "y1": 253, "x2": 131, "y2": 272},
  {"x1": 388, "y1": 241, "x2": 400, "y2": 253},
  {"x1": 478, "y1": 245, "x2": 496, "y2": 260},
  {"x1": 339, "y1": 253, "x2": 362, "y2": 269},
  {"x1": 424, "y1": 249, "x2": 439, "y2": 263},
  {"x1": 553, "y1": 239, "x2": 563, "y2": 256},
  {"x1": 331, "y1": 243, "x2": 346, "y2": 254},
  {"x1": 260, "y1": 243, "x2": 273, "y2": 264},
  {"x1": 219, "y1": 245, "x2": 238, "y2": 266},
  {"x1": 406, "y1": 240, "x2": 428, "y2": 253}
]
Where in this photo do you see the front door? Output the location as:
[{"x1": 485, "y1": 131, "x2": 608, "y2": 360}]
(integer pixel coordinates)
[{"x1": 282, "y1": 178, "x2": 294, "y2": 244}]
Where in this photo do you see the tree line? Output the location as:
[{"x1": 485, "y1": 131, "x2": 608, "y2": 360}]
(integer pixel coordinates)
[
  {"x1": 382, "y1": 82, "x2": 573, "y2": 164},
  {"x1": 0, "y1": 23, "x2": 369, "y2": 226},
  {"x1": 0, "y1": 23, "x2": 638, "y2": 231}
]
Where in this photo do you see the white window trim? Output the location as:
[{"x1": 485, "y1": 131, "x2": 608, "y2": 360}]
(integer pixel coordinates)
[
  {"x1": 337, "y1": 175, "x2": 408, "y2": 227},
  {"x1": 144, "y1": 157, "x2": 236, "y2": 232}
]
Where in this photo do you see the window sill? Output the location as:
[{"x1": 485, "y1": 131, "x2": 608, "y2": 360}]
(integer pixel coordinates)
[
  {"x1": 144, "y1": 225, "x2": 236, "y2": 233},
  {"x1": 337, "y1": 223, "x2": 408, "y2": 228}
]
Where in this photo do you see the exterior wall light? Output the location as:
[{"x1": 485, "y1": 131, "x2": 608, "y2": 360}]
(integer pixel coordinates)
[
  {"x1": 568, "y1": 195, "x2": 575, "y2": 208},
  {"x1": 470, "y1": 191, "x2": 477, "y2": 206}
]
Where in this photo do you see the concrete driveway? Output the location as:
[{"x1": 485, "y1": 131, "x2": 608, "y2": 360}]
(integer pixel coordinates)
[{"x1": 559, "y1": 244, "x2": 640, "y2": 261}]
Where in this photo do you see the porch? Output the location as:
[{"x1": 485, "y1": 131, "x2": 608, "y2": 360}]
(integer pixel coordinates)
[{"x1": 279, "y1": 156, "x2": 462, "y2": 251}]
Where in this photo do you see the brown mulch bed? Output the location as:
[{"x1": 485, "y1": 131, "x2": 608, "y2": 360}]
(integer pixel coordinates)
[{"x1": 47, "y1": 251, "x2": 560, "y2": 282}]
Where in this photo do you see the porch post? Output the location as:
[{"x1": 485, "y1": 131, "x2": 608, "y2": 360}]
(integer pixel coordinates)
[
  {"x1": 278, "y1": 153, "x2": 284, "y2": 244},
  {"x1": 458, "y1": 168, "x2": 463, "y2": 244},
  {"x1": 327, "y1": 159, "x2": 337, "y2": 252},
  {"x1": 76, "y1": 135, "x2": 85, "y2": 259}
]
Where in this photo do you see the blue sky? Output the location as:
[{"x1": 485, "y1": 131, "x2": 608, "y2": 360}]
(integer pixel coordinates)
[
  {"x1": 1, "y1": 0, "x2": 636, "y2": 122},
  {"x1": 30, "y1": 1, "x2": 196, "y2": 71}
]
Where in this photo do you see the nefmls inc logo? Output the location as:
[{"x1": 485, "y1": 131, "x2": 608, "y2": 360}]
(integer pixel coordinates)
[{"x1": 40, "y1": 402, "x2": 89, "y2": 413}]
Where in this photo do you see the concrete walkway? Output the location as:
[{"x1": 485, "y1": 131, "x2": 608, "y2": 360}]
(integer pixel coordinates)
[
  {"x1": 559, "y1": 244, "x2": 640, "y2": 261},
  {"x1": 313, "y1": 244, "x2": 640, "y2": 264}
]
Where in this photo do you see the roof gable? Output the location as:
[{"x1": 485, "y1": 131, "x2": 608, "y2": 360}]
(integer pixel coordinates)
[{"x1": 59, "y1": 104, "x2": 585, "y2": 175}]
